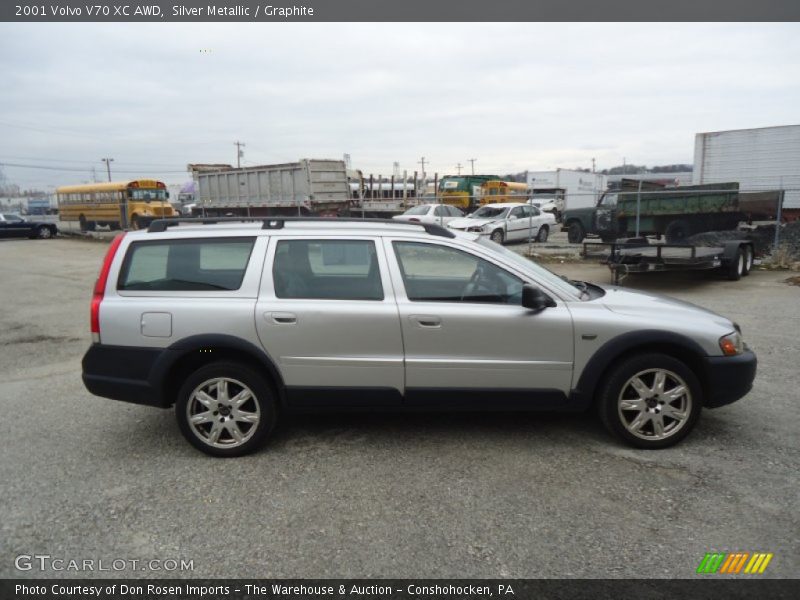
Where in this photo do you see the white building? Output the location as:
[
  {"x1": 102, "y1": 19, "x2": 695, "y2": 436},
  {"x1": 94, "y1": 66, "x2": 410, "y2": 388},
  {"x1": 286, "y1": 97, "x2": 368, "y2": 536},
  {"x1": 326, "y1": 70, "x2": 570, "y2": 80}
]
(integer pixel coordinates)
[{"x1": 693, "y1": 124, "x2": 800, "y2": 208}]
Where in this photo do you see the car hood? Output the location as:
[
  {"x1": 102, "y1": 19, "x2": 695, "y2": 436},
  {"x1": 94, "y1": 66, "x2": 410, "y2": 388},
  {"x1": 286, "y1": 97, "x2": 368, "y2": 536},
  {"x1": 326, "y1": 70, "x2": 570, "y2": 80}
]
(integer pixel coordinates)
[
  {"x1": 599, "y1": 285, "x2": 735, "y2": 330},
  {"x1": 448, "y1": 217, "x2": 498, "y2": 229}
]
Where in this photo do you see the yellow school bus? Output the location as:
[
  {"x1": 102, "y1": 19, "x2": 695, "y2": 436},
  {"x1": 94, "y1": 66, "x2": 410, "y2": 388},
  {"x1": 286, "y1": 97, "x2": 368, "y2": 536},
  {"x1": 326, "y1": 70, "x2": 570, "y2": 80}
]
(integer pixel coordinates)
[
  {"x1": 57, "y1": 179, "x2": 176, "y2": 230},
  {"x1": 479, "y1": 180, "x2": 529, "y2": 205}
]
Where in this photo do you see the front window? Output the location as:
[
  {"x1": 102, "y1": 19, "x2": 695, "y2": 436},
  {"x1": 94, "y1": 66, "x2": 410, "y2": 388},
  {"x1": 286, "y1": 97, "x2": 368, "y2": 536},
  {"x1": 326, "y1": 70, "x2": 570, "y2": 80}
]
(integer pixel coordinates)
[
  {"x1": 393, "y1": 241, "x2": 523, "y2": 305},
  {"x1": 599, "y1": 192, "x2": 618, "y2": 207},
  {"x1": 470, "y1": 206, "x2": 508, "y2": 219},
  {"x1": 129, "y1": 189, "x2": 167, "y2": 201},
  {"x1": 474, "y1": 237, "x2": 584, "y2": 299}
]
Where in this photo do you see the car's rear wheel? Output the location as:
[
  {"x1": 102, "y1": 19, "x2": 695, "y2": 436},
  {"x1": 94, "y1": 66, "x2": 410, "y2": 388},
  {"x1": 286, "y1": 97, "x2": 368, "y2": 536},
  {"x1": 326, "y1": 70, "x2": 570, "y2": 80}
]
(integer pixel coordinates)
[
  {"x1": 36, "y1": 226, "x2": 53, "y2": 239},
  {"x1": 176, "y1": 362, "x2": 277, "y2": 457},
  {"x1": 598, "y1": 353, "x2": 702, "y2": 449},
  {"x1": 536, "y1": 225, "x2": 549, "y2": 243}
]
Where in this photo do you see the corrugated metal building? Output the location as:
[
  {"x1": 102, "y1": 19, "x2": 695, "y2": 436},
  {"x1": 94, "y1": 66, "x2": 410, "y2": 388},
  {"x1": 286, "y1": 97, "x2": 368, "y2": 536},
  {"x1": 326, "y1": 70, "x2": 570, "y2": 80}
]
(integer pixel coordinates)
[{"x1": 693, "y1": 124, "x2": 800, "y2": 208}]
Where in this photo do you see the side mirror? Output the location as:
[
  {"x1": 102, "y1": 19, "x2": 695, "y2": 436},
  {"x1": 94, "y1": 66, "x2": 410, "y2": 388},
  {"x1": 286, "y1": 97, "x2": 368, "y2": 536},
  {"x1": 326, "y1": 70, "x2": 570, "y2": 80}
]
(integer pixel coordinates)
[{"x1": 521, "y1": 284, "x2": 555, "y2": 311}]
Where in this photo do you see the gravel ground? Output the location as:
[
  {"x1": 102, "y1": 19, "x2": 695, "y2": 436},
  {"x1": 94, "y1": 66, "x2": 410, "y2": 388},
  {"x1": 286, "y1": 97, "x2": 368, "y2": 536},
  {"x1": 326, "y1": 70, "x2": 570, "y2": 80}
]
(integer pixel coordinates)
[{"x1": 0, "y1": 237, "x2": 798, "y2": 579}]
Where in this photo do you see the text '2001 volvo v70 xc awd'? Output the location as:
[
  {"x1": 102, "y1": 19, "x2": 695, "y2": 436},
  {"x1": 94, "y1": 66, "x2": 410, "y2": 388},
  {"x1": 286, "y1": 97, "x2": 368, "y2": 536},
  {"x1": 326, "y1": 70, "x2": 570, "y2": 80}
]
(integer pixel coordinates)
[{"x1": 81, "y1": 217, "x2": 756, "y2": 456}]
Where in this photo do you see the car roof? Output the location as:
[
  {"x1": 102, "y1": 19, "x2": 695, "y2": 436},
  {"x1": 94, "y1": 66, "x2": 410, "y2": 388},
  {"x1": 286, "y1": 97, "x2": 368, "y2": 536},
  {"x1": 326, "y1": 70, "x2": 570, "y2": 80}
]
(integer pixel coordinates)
[
  {"x1": 481, "y1": 202, "x2": 527, "y2": 208},
  {"x1": 125, "y1": 217, "x2": 478, "y2": 241}
]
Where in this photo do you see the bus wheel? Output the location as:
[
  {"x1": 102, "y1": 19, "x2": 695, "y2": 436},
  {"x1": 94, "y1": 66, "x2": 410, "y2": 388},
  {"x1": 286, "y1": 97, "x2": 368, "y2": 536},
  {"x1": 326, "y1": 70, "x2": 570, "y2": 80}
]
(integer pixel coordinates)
[{"x1": 79, "y1": 215, "x2": 88, "y2": 232}]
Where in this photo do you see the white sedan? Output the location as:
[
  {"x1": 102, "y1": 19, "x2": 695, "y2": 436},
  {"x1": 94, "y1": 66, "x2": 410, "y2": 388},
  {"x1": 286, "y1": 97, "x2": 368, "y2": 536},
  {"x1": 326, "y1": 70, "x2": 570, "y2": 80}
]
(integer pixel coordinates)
[
  {"x1": 392, "y1": 203, "x2": 464, "y2": 225},
  {"x1": 447, "y1": 202, "x2": 557, "y2": 244}
]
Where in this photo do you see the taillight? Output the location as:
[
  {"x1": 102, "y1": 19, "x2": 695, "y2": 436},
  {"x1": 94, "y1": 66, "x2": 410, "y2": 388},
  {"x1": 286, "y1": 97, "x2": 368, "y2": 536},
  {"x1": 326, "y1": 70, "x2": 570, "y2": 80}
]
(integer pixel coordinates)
[{"x1": 91, "y1": 233, "x2": 126, "y2": 343}]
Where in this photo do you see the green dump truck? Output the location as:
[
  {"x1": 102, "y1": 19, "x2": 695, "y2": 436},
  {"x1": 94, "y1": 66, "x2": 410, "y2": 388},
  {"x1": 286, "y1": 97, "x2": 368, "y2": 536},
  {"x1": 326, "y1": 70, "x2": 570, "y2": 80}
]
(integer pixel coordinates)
[{"x1": 562, "y1": 180, "x2": 780, "y2": 244}]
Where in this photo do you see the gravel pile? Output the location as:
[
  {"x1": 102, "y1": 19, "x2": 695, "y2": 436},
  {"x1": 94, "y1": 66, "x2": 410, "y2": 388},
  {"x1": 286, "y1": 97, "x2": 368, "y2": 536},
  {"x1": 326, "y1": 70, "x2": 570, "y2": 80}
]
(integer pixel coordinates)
[{"x1": 687, "y1": 222, "x2": 800, "y2": 259}]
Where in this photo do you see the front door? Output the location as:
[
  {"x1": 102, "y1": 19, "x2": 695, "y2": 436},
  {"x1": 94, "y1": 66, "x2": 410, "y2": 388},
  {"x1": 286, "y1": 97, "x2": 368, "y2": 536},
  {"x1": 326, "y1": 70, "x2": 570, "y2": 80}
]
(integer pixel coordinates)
[
  {"x1": 256, "y1": 236, "x2": 405, "y2": 408},
  {"x1": 385, "y1": 238, "x2": 574, "y2": 408}
]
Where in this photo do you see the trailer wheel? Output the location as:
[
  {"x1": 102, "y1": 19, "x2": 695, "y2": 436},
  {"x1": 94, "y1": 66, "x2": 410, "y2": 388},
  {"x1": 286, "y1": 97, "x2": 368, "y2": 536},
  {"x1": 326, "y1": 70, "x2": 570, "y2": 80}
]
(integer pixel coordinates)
[
  {"x1": 665, "y1": 220, "x2": 691, "y2": 244},
  {"x1": 726, "y1": 248, "x2": 744, "y2": 281},
  {"x1": 567, "y1": 221, "x2": 585, "y2": 244}
]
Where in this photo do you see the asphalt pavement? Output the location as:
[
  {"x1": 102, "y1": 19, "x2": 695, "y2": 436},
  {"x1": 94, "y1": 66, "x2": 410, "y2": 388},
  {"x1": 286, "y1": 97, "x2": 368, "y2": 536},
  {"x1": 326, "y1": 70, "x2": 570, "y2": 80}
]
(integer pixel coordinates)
[{"x1": 0, "y1": 237, "x2": 797, "y2": 579}]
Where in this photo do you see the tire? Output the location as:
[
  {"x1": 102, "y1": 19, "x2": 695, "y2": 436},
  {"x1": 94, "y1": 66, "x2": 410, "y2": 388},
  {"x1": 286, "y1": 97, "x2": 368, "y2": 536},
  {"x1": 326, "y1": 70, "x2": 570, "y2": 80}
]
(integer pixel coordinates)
[
  {"x1": 535, "y1": 225, "x2": 549, "y2": 243},
  {"x1": 175, "y1": 362, "x2": 277, "y2": 457},
  {"x1": 490, "y1": 229, "x2": 504, "y2": 244},
  {"x1": 36, "y1": 226, "x2": 52, "y2": 239},
  {"x1": 567, "y1": 221, "x2": 585, "y2": 244},
  {"x1": 598, "y1": 353, "x2": 702, "y2": 449},
  {"x1": 726, "y1": 248, "x2": 744, "y2": 281},
  {"x1": 742, "y1": 245, "x2": 753, "y2": 276},
  {"x1": 664, "y1": 220, "x2": 691, "y2": 244},
  {"x1": 79, "y1": 214, "x2": 88, "y2": 232}
]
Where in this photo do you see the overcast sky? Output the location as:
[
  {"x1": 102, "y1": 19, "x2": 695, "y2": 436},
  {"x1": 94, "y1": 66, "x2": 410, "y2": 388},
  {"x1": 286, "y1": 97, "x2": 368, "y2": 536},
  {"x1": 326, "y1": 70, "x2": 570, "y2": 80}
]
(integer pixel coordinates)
[{"x1": 1, "y1": 22, "x2": 799, "y2": 190}]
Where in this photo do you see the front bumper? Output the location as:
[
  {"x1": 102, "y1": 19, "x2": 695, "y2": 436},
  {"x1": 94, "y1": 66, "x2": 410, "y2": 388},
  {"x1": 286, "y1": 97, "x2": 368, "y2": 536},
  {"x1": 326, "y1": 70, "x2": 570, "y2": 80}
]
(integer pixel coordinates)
[{"x1": 702, "y1": 350, "x2": 757, "y2": 408}]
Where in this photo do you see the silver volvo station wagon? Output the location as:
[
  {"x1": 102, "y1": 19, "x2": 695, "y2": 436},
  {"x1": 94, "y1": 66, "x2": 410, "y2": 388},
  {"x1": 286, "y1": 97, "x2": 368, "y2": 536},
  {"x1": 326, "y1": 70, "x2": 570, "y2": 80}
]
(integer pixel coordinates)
[{"x1": 82, "y1": 218, "x2": 757, "y2": 456}]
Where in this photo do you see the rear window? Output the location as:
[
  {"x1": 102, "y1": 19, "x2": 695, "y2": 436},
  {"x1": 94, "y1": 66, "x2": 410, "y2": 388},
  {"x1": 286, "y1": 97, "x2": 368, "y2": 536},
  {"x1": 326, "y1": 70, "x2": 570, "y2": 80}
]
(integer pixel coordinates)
[{"x1": 118, "y1": 237, "x2": 255, "y2": 291}]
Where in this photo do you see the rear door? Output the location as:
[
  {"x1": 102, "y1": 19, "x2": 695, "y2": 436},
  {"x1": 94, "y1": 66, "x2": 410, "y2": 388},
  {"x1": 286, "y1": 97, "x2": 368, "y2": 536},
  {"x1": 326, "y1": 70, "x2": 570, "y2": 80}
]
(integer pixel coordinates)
[{"x1": 255, "y1": 235, "x2": 404, "y2": 408}]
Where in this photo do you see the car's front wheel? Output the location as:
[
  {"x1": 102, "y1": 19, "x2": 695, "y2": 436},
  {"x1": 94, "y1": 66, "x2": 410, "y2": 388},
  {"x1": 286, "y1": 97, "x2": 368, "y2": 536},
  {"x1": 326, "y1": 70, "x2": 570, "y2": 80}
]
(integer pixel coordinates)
[
  {"x1": 598, "y1": 353, "x2": 702, "y2": 449},
  {"x1": 490, "y1": 229, "x2": 504, "y2": 244},
  {"x1": 176, "y1": 362, "x2": 277, "y2": 457}
]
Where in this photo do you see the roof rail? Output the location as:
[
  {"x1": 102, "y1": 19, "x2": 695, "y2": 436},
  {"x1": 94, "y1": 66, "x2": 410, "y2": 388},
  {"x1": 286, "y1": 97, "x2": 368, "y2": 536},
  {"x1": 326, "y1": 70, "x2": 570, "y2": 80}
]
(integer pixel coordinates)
[{"x1": 146, "y1": 216, "x2": 456, "y2": 238}]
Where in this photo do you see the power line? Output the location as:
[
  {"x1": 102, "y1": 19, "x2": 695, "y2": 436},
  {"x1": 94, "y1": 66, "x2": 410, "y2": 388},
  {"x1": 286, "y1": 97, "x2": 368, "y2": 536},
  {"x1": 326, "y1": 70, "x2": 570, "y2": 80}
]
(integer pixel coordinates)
[{"x1": 0, "y1": 161, "x2": 186, "y2": 174}]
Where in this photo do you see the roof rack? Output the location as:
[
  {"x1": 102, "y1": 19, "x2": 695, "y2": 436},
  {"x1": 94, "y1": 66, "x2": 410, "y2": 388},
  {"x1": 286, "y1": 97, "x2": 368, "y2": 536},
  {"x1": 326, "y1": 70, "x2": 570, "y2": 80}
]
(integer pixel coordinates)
[{"x1": 146, "y1": 216, "x2": 456, "y2": 238}]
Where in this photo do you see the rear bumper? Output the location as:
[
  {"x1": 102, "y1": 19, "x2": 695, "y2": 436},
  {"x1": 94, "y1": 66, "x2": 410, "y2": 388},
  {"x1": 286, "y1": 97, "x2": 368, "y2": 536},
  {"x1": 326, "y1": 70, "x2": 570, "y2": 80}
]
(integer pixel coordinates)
[
  {"x1": 702, "y1": 350, "x2": 757, "y2": 408},
  {"x1": 82, "y1": 344, "x2": 166, "y2": 407}
]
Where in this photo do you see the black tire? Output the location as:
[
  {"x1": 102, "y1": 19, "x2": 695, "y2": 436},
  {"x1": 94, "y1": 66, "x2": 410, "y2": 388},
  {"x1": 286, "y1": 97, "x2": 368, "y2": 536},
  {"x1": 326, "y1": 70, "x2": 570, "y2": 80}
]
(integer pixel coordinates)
[
  {"x1": 535, "y1": 225, "x2": 549, "y2": 243},
  {"x1": 79, "y1": 214, "x2": 88, "y2": 232},
  {"x1": 175, "y1": 361, "x2": 277, "y2": 457},
  {"x1": 726, "y1": 248, "x2": 744, "y2": 281},
  {"x1": 664, "y1": 220, "x2": 691, "y2": 244},
  {"x1": 598, "y1": 353, "x2": 703, "y2": 449},
  {"x1": 36, "y1": 226, "x2": 53, "y2": 239},
  {"x1": 567, "y1": 221, "x2": 585, "y2": 244},
  {"x1": 742, "y1": 245, "x2": 753, "y2": 276},
  {"x1": 490, "y1": 229, "x2": 504, "y2": 244}
]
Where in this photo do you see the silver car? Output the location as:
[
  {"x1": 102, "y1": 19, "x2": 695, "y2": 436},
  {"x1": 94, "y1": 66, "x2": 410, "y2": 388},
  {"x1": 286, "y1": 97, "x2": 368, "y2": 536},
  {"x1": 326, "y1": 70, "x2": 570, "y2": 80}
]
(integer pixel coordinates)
[
  {"x1": 82, "y1": 217, "x2": 756, "y2": 456},
  {"x1": 447, "y1": 202, "x2": 557, "y2": 244},
  {"x1": 392, "y1": 203, "x2": 464, "y2": 225}
]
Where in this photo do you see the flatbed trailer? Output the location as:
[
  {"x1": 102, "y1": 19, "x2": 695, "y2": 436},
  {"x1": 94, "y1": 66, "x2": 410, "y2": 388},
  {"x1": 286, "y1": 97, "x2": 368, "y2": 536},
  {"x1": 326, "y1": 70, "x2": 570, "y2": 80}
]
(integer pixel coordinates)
[{"x1": 582, "y1": 239, "x2": 755, "y2": 285}]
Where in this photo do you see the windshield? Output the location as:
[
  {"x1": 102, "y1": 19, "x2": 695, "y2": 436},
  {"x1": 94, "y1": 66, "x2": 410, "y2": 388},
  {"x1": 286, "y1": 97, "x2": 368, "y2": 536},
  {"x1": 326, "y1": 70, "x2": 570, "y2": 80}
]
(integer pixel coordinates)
[
  {"x1": 475, "y1": 236, "x2": 584, "y2": 299},
  {"x1": 3, "y1": 214, "x2": 23, "y2": 222},
  {"x1": 403, "y1": 205, "x2": 430, "y2": 216},
  {"x1": 129, "y1": 189, "x2": 167, "y2": 201},
  {"x1": 470, "y1": 206, "x2": 508, "y2": 219}
]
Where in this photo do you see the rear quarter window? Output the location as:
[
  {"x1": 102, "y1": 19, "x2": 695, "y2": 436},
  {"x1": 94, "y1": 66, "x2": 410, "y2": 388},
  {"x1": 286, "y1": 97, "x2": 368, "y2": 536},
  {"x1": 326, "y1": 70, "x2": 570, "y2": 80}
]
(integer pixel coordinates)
[{"x1": 118, "y1": 237, "x2": 255, "y2": 291}]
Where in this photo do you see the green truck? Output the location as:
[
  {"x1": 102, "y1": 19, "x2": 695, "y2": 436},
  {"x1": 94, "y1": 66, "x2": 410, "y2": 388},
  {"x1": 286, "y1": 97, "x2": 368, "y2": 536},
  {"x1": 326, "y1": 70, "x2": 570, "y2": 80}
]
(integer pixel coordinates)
[{"x1": 562, "y1": 180, "x2": 779, "y2": 244}]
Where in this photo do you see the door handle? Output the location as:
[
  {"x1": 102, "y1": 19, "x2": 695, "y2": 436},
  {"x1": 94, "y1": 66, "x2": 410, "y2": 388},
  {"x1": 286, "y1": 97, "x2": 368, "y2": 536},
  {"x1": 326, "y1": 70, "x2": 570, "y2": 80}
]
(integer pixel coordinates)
[
  {"x1": 410, "y1": 315, "x2": 441, "y2": 328},
  {"x1": 267, "y1": 312, "x2": 297, "y2": 324}
]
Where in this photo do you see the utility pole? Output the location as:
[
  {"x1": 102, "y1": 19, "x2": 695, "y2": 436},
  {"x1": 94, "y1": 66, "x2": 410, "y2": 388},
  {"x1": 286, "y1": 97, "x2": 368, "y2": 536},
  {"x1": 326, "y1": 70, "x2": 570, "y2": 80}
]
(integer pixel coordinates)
[
  {"x1": 91, "y1": 167, "x2": 98, "y2": 183},
  {"x1": 591, "y1": 157, "x2": 596, "y2": 173},
  {"x1": 234, "y1": 141, "x2": 246, "y2": 168},
  {"x1": 418, "y1": 157, "x2": 427, "y2": 178},
  {"x1": 456, "y1": 163, "x2": 463, "y2": 175},
  {"x1": 101, "y1": 158, "x2": 114, "y2": 182},
  {"x1": 468, "y1": 158, "x2": 477, "y2": 175}
]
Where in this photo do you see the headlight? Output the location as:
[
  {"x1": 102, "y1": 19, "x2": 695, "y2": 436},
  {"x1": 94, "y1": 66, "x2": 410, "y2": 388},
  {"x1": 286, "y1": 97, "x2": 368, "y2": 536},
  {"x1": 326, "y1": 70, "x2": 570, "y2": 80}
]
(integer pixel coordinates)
[
  {"x1": 467, "y1": 226, "x2": 484, "y2": 232},
  {"x1": 719, "y1": 331, "x2": 744, "y2": 356}
]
